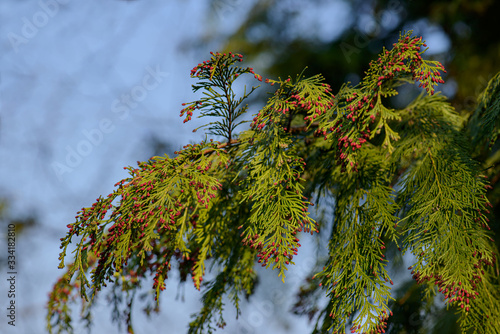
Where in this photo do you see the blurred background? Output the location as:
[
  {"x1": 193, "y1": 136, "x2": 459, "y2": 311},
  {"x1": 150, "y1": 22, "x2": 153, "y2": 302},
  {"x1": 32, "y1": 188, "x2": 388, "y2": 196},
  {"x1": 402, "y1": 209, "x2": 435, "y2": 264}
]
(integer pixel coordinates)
[{"x1": 0, "y1": 0, "x2": 499, "y2": 333}]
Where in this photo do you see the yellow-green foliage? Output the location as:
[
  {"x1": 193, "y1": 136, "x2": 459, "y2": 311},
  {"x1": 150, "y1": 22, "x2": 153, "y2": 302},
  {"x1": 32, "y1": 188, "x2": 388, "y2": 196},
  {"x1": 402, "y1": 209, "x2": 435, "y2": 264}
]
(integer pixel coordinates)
[{"x1": 48, "y1": 32, "x2": 500, "y2": 334}]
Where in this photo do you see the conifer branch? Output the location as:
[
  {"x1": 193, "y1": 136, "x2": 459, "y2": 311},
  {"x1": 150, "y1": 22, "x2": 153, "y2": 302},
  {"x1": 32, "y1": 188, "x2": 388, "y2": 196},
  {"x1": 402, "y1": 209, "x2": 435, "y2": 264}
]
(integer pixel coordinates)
[
  {"x1": 48, "y1": 31, "x2": 500, "y2": 334},
  {"x1": 469, "y1": 71, "x2": 500, "y2": 149}
]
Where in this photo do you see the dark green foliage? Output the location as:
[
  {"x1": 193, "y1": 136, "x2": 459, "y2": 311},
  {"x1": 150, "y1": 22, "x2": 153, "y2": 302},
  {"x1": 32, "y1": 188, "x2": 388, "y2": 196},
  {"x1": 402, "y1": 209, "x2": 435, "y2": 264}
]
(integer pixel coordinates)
[
  {"x1": 469, "y1": 71, "x2": 500, "y2": 149},
  {"x1": 48, "y1": 32, "x2": 500, "y2": 334}
]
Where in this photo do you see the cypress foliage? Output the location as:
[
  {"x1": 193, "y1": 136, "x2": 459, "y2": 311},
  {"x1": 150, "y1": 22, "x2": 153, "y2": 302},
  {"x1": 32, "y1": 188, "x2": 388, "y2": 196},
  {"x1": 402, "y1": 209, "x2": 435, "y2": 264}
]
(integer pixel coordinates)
[{"x1": 47, "y1": 31, "x2": 500, "y2": 334}]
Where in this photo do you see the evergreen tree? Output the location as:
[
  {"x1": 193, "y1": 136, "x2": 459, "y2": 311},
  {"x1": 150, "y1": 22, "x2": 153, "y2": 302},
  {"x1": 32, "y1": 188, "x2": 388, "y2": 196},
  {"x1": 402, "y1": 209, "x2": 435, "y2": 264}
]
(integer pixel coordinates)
[{"x1": 47, "y1": 31, "x2": 500, "y2": 334}]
